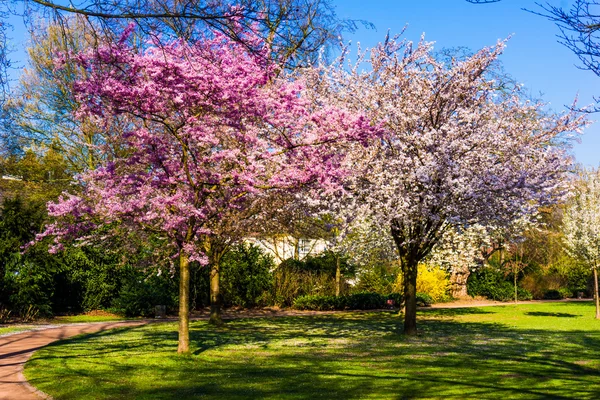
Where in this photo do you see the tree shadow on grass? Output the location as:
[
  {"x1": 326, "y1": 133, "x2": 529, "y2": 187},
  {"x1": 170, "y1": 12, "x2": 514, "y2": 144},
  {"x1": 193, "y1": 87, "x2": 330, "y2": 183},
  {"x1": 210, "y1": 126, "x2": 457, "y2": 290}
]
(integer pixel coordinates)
[
  {"x1": 25, "y1": 311, "x2": 600, "y2": 400},
  {"x1": 525, "y1": 312, "x2": 580, "y2": 318},
  {"x1": 420, "y1": 307, "x2": 494, "y2": 317}
]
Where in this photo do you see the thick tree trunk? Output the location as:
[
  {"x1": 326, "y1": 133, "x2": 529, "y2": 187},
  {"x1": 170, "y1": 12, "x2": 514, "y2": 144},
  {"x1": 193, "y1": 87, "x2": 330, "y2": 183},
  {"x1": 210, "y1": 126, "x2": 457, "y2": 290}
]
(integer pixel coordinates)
[
  {"x1": 594, "y1": 266, "x2": 600, "y2": 320},
  {"x1": 402, "y1": 256, "x2": 418, "y2": 335},
  {"x1": 449, "y1": 268, "x2": 470, "y2": 299},
  {"x1": 335, "y1": 255, "x2": 341, "y2": 297},
  {"x1": 178, "y1": 252, "x2": 190, "y2": 354},
  {"x1": 209, "y1": 258, "x2": 223, "y2": 326}
]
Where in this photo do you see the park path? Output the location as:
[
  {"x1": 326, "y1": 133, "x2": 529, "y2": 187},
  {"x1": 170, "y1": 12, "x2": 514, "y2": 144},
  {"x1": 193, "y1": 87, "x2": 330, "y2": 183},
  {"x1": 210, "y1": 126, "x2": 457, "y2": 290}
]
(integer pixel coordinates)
[{"x1": 0, "y1": 320, "x2": 147, "y2": 400}]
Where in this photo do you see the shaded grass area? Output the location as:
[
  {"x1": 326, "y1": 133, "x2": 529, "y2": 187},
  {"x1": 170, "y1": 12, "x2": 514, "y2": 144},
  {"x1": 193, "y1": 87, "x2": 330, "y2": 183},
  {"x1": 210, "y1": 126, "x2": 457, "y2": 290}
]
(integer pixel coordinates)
[{"x1": 25, "y1": 302, "x2": 600, "y2": 399}]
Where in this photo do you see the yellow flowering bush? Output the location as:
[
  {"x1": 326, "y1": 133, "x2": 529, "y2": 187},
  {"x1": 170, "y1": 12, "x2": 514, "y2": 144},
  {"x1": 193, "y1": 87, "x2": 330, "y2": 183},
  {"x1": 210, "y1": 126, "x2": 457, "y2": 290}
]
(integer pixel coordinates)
[{"x1": 394, "y1": 264, "x2": 451, "y2": 302}]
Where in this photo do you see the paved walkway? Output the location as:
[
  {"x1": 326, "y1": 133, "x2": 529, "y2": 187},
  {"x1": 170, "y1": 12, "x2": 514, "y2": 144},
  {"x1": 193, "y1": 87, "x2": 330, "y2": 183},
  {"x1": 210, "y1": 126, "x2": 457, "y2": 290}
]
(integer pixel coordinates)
[{"x1": 0, "y1": 321, "x2": 146, "y2": 400}]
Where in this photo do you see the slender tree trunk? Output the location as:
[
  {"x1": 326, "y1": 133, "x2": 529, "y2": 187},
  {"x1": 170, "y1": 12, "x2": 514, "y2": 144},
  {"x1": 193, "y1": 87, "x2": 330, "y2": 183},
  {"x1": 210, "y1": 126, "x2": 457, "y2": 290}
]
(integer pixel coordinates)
[
  {"x1": 335, "y1": 255, "x2": 341, "y2": 297},
  {"x1": 178, "y1": 252, "x2": 190, "y2": 354},
  {"x1": 402, "y1": 256, "x2": 418, "y2": 335},
  {"x1": 594, "y1": 266, "x2": 600, "y2": 320},
  {"x1": 294, "y1": 237, "x2": 300, "y2": 260},
  {"x1": 209, "y1": 256, "x2": 223, "y2": 326},
  {"x1": 514, "y1": 265, "x2": 518, "y2": 304}
]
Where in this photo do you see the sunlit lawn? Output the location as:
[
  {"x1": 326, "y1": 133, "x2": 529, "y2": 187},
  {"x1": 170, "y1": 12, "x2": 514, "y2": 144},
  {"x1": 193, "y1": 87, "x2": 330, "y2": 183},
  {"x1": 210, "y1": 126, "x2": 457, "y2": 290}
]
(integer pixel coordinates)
[
  {"x1": 51, "y1": 314, "x2": 129, "y2": 324},
  {"x1": 0, "y1": 326, "x2": 28, "y2": 335},
  {"x1": 0, "y1": 314, "x2": 129, "y2": 336},
  {"x1": 0, "y1": 314, "x2": 128, "y2": 337},
  {"x1": 25, "y1": 302, "x2": 600, "y2": 399}
]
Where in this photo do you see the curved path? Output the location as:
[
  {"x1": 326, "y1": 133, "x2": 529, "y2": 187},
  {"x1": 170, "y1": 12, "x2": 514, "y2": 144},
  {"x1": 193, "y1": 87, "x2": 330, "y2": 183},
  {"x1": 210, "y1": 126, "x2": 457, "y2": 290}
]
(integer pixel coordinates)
[{"x1": 0, "y1": 321, "x2": 147, "y2": 399}]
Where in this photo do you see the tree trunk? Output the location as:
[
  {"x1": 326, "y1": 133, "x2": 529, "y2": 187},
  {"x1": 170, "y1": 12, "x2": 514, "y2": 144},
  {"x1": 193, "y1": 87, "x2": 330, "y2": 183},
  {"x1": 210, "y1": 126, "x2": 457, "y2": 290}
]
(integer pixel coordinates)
[
  {"x1": 594, "y1": 266, "x2": 600, "y2": 320},
  {"x1": 335, "y1": 255, "x2": 341, "y2": 297},
  {"x1": 449, "y1": 268, "x2": 470, "y2": 299},
  {"x1": 178, "y1": 252, "x2": 190, "y2": 354},
  {"x1": 514, "y1": 266, "x2": 518, "y2": 304},
  {"x1": 209, "y1": 258, "x2": 223, "y2": 326},
  {"x1": 402, "y1": 256, "x2": 418, "y2": 335}
]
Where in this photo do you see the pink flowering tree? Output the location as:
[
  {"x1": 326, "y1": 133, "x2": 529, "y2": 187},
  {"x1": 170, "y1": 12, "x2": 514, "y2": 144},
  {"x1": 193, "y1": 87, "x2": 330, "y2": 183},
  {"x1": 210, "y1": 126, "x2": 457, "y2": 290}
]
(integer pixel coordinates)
[
  {"x1": 308, "y1": 35, "x2": 587, "y2": 334},
  {"x1": 41, "y1": 27, "x2": 375, "y2": 353}
]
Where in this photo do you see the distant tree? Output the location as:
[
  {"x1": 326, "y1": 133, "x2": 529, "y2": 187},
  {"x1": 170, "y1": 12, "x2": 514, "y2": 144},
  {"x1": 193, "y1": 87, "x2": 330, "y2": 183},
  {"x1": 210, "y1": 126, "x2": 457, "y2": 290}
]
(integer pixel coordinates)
[
  {"x1": 3, "y1": 17, "x2": 115, "y2": 172},
  {"x1": 563, "y1": 168, "x2": 600, "y2": 319}
]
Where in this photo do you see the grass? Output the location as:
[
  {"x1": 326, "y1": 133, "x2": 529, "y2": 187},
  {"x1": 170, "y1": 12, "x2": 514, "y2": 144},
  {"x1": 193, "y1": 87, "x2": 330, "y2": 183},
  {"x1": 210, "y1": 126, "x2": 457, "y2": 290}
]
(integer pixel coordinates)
[
  {"x1": 0, "y1": 325, "x2": 29, "y2": 335},
  {"x1": 51, "y1": 314, "x2": 129, "y2": 324},
  {"x1": 0, "y1": 313, "x2": 128, "y2": 336},
  {"x1": 24, "y1": 302, "x2": 600, "y2": 399}
]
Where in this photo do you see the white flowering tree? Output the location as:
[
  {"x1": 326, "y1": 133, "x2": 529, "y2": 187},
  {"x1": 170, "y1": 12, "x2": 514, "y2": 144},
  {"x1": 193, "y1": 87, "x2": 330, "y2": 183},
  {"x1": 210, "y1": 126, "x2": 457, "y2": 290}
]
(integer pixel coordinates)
[
  {"x1": 308, "y1": 34, "x2": 586, "y2": 334},
  {"x1": 563, "y1": 168, "x2": 600, "y2": 319}
]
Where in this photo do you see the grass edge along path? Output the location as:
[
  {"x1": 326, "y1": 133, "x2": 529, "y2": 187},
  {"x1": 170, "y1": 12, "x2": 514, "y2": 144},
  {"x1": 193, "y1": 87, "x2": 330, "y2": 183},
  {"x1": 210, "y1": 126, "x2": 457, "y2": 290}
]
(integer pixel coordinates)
[{"x1": 23, "y1": 301, "x2": 600, "y2": 400}]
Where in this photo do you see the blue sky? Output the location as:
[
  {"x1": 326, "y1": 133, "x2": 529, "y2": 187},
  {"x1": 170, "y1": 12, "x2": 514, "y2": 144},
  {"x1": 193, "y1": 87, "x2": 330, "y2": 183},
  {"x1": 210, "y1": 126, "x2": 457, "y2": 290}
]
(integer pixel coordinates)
[
  {"x1": 4, "y1": 0, "x2": 598, "y2": 165},
  {"x1": 333, "y1": 0, "x2": 599, "y2": 166}
]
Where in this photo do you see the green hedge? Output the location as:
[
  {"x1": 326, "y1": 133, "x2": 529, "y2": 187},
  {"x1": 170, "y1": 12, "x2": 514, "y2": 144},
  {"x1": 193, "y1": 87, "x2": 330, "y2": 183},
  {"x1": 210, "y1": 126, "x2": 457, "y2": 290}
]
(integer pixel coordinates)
[
  {"x1": 543, "y1": 288, "x2": 572, "y2": 300},
  {"x1": 468, "y1": 267, "x2": 532, "y2": 302},
  {"x1": 293, "y1": 292, "x2": 403, "y2": 311},
  {"x1": 415, "y1": 292, "x2": 433, "y2": 307}
]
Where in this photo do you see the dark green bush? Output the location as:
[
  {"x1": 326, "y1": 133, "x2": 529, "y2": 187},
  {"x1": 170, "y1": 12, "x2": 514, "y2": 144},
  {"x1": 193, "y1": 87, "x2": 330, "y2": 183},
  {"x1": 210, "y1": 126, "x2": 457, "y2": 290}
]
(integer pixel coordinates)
[
  {"x1": 543, "y1": 289, "x2": 562, "y2": 300},
  {"x1": 542, "y1": 288, "x2": 571, "y2": 300},
  {"x1": 518, "y1": 287, "x2": 534, "y2": 301},
  {"x1": 345, "y1": 292, "x2": 386, "y2": 309},
  {"x1": 292, "y1": 295, "x2": 345, "y2": 311},
  {"x1": 386, "y1": 293, "x2": 404, "y2": 307},
  {"x1": 221, "y1": 243, "x2": 274, "y2": 308},
  {"x1": 415, "y1": 292, "x2": 433, "y2": 307},
  {"x1": 293, "y1": 292, "x2": 389, "y2": 311},
  {"x1": 112, "y1": 267, "x2": 178, "y2": 317},
  {"x1": 468, "y1": 267, "x2": 531, "y2": 302}
]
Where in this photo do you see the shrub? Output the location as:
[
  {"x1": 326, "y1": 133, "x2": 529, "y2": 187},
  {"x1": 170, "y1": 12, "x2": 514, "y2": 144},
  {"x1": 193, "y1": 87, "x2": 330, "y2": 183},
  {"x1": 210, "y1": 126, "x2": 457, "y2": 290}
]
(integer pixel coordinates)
[
  {"x1": 293, "y1": 295, "x2": 345, "y2": 311},
  {"x1": 112, "y1": 267, "x2": 178, "y2": 317},
  {"x1": 543, "y1": 288, "x2": 572, "y2": 300},
  {"x1": 293, "y1": 292, "x2": 389, "y2": 311},
  {"x1": 517, "y1": 287, "x2": 533, "y2": 301},
  {"x1": 520, "y1": 270, "x2": 568, "y2": 300},
  {"x1": 345, "y1": 292, "x2": 386, "y2": 310},
  {"x1": 355, "y1": 262, "x2": 399, "y2": 294},
  {"x1": 468, "y1": 267, "x2": 531, "y2": 302},
  {"x1": 273, "y1": 258, "x2": 335, "y2": 306},
  {"x1": 415, "y1": 292, "x2": 433, "y2": 307},
  {"x1": 386, "y1": 292, "x2": 404, "y2": 307},
  {"x1": 394, "y1": 264, "x2": 450, "y2": 303},
  {"x1": 221, "y1": 244, "x2": 274, "y2": 308}
]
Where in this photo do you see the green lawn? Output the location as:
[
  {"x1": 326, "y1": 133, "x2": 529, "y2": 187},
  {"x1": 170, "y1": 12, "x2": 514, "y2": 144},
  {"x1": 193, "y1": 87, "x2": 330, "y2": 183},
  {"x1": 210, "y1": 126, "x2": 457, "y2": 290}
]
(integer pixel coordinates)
[
  {"x1": 0, "y1": 326, "x2": 29, "y2": 335},
  {"x1": 25, "y1": 302, "x2": 600, "y2": 399},
  {"x1": 0, "y1": 315, "x2": 128, "y2": 337},
  {"x1": 51, "y1": 314, "x2": 129, "y2": 324}
]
